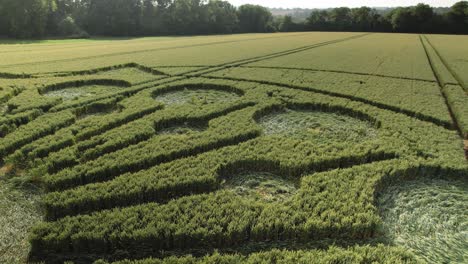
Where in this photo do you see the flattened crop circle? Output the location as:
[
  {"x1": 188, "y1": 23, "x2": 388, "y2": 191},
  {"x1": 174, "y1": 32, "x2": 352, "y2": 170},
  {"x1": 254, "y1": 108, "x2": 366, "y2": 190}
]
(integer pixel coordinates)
[{"x1": 257, "y1": 108, "x2": 378, "y2": 143}]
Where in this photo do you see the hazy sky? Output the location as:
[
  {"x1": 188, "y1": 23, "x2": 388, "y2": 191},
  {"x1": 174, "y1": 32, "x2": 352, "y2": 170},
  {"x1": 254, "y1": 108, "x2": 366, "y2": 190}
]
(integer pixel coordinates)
[{"x1": 227, "y1": 0, "x2": 459, "y2": 8}]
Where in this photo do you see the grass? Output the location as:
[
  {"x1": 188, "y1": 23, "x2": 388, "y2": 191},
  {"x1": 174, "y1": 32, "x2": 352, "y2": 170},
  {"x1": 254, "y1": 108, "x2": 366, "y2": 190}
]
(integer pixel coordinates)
[
  {"x1": 378, "y1": 176, "x2": 468, "y2": 263},
  {"x1": 0, "y1": 166, "x2": 42, "y2": 263},
  {"x1": 221, "y1": 171, "x2": 298, "y2": 203},
  {"x1": 258, "y1": 109, "x2": 377, "y2": 143}
]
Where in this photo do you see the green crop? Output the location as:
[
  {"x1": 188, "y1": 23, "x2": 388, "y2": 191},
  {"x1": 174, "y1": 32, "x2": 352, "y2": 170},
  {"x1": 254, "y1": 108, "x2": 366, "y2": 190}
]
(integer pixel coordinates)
[{"x1": 0, "y1": 32, "x2": 466, "y2": 263}]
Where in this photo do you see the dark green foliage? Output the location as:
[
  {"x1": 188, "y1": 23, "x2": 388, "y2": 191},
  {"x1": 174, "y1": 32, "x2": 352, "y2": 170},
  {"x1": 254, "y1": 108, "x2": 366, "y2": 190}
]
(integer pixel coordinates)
[
  {"x1": 304, "y1": 2, "x2": 468, "y2": 34},
  {"x1": 86, "y1": 0, "x2": 142, "y2": 36},
  {"x1": 57, "y1": 16, "x2": 87, "y2": 37},
  {"x1": 0, "y1": 0, "x2": 55, "y2": 38},
  {"x1": 2, "y1": 0, "x2": 466, "y2": 38},
  {"x1": 237, "y1": 4, "x2": 274, "y2": 33}
]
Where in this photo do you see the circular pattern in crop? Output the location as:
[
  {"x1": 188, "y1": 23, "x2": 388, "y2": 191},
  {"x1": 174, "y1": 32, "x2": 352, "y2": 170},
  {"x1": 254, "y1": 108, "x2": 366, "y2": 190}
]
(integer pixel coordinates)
[
  {"x1": 378, "y1": 177, "x2": 468, "y2": 263},
  {"x1": 155, "y1": 88, "x2": 241, "y2": 106},
  {"x1": 221, "y1": 171, "x2": 298, "y2": 203},
  {"x1": 258, "y1": 109, "x2": 377, "y2": 143},
  {"x1": 43, "y1": 85, "x2": 122, "y2": 101}
]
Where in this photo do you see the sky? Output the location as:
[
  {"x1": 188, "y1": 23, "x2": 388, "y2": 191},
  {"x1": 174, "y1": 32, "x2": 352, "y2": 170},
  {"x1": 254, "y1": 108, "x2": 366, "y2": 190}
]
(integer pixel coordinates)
[{"x1": 227, "y1": 0, "x2": 460, "y2": 8}]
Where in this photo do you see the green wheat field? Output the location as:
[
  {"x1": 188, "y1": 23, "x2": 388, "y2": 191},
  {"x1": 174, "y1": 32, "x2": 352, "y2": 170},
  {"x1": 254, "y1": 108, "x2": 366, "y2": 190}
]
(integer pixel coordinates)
[{"x1": 0, "y1": 32, "x2": 467, "y2": 263}]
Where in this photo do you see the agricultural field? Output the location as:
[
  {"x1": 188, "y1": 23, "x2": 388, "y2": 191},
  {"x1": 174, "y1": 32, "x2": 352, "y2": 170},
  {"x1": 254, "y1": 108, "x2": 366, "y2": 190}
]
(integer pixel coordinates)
[{"x1": 0, "y1": 32, "x2": 467, "y2": 264}]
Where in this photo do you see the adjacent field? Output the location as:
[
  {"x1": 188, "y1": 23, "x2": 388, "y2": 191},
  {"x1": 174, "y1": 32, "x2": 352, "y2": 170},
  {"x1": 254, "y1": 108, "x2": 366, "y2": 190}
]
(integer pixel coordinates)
[{"x1": 0, "y1": 32, "x2": 467, "y2": 264}]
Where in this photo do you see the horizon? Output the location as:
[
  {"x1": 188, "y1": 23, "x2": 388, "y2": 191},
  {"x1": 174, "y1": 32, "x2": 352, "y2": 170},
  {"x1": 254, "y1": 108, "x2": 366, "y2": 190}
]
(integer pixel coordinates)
[{"x1": 227, "y1": 0, "x2": 460, "y2": 9}]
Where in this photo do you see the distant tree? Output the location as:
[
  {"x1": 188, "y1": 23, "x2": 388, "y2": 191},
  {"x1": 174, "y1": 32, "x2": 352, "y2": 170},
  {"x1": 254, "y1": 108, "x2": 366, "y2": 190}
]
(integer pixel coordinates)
[
  {"x1": 166, "y1": 0, "x2": 207, "y2": 34},
  {"x1": 45, "y1": 0, "x2": 91, "y2": 36},
  {"x1": 205, "y1": 0, "x2": 238, "y2": 34},
  {"x1": 412, "y1": 3, "x2": 434, "y2": 32},
  {"x1": 279, "y1": 15, "x2": 295, "y2": 32},
  {"x1": 387, "y1": 4, "x2": 438, "y2": 33},
  {"x1": 156, "y1": 0, "x2": 172, "y2": 9},
  {"x1": 447, "y1": 1, "x2": 468, "y2": 33},
  {"x1": 351, "y1": 7, "x2": 374, "y2": 31},
  {"x1": 0, "y1": 0, "x2": 56, "y2": 38},
  {"x1": 57, "y1": 15, "x2": 87, "y2": 37},
  {"x1": 1, "y1": 0, "x2": 466, "y2": 39},
  {"x1": 152, "y1": 0, "x2": 172, "y2": 35},
  {"x1": 67, "y1": 0, "x2": 91, "y2": 31},
  {"x1": 141, "y1": 0, "x2": 158, "y2": 35},
  {"x1": 307, "y1": 10, "x2": 330, "y2": 30},
  {"x1": 0, "y1": 1, "x2": 7, "y2": 36},
  {"x1": 237, "y1": 4, "x2": 274, "y2": 33},
  {"x1": 388, "y1": 7, "x2": 415, "y2": 32},
  {"x1": 87, "y1": 0, "x2": 142, "y2": 36},
  {"x1": 374, "y1": 13, "x2": 393, "y2": 32},
  {"x1": 329, "y1": 7, "x2": 352, "y2": 30}
]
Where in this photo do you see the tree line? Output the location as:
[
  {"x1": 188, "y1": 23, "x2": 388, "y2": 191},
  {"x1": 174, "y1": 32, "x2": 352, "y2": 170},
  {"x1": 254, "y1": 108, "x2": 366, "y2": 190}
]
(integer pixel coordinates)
[
  {"x1": 0, "y1": 0, "x2": 466, "y2": 39},
  {"x1": 0, "y1": 0, "x2": 274, "y2": 38},
  {"x1": 281, "y1": 2, "x2": 468, "y2": 34}
]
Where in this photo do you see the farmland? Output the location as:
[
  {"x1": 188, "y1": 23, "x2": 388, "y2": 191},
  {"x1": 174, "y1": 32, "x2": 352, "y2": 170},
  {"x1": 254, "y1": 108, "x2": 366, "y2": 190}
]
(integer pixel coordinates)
[{"x1": 0, "y1": 32, "x2": 467, "y2": 264}]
